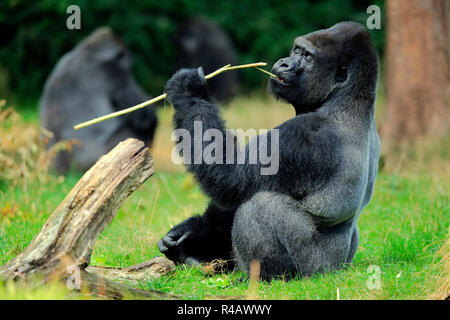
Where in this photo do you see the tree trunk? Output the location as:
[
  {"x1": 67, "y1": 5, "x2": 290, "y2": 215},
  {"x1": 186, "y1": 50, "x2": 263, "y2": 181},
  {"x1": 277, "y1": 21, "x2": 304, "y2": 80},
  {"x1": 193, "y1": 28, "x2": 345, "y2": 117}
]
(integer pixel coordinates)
[
  {"x1": 0, "y1": 138, "x2": 176, "y2": 299},
  {"x1": 383, "y1": 0, "x2": 449, "y2": 144}
]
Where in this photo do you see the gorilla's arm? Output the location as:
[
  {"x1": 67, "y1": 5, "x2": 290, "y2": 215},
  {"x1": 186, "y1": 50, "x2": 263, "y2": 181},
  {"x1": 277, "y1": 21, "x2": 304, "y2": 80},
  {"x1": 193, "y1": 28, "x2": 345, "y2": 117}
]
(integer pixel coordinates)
[
  {"x1": 166, "y1": 68, "x2": 260, "y2": 207},
  {"x1": 166, "y1": 68, "x2": 339, "y2": 208}
]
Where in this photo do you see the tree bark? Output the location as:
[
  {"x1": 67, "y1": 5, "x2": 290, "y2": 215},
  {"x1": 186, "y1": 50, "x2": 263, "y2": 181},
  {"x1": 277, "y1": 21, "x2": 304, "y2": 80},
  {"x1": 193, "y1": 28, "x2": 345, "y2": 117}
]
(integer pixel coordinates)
[
  {"x1": 383, "y1": 0, "x2": 449, "y2": 144},
  {"x1": 0, "y1": 138, "x2": 176, "y2": 299}
]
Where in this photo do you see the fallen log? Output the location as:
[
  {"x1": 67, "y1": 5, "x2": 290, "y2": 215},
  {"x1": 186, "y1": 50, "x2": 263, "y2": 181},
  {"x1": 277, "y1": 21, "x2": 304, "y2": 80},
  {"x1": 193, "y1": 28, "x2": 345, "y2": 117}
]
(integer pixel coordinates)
[
  {"x1": 0, "y1": 138, "x2": 176, "y2": 299},
  {"x1": 86, "y1": 257, "x2": 175, "y2": 285}
]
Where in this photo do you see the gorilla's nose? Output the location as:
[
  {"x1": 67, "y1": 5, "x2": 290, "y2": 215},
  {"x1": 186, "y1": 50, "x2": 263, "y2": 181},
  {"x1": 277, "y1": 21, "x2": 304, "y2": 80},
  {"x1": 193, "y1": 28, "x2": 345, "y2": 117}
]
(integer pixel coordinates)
[{"x1": 274, "y1": 57, "x2": 296, "y2": 74}]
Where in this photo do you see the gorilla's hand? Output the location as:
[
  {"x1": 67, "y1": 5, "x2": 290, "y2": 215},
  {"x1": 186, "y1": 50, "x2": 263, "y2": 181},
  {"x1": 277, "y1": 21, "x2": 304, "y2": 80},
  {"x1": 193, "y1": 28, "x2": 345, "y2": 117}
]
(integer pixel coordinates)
[
  {"x1": 158, "y1": 217, "x2": 203, "y2": 266},
  {"x1": 165, "y1": 67, "x2": 209, "y2": 106}
]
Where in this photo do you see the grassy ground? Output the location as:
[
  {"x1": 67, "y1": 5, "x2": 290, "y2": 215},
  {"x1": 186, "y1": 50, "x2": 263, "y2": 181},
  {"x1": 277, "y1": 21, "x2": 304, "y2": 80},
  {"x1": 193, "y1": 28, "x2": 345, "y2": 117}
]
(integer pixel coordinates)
[{"x1": 0, "y1": 95, "x2": 448, "y2": 299}]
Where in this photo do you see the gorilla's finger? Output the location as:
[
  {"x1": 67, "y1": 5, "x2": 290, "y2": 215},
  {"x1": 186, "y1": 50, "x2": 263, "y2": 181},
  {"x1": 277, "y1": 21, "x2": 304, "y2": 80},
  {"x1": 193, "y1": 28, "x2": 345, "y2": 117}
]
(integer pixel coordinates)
[
  {"x1": 197, "y1": 67, "x2": 206, "y2": 85},
  {"x1": 159, "y1": 242, "x2": 183, "y2": 262},
  {"x1": 158, "y1": 240, "x2": 169, "y2": 253},
  {"x1": 162, "y1": 235, "x2": 178, "y2": 248},
  {"x1": 176, "y1": 231, "x2": 191, "y2": 245}
]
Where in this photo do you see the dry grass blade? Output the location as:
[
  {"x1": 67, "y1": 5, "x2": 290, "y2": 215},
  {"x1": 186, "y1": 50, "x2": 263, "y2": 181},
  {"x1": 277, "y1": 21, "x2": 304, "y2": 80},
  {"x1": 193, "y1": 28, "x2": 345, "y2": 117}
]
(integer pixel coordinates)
[{"x1": 73, "y1": 62, "x2": 268, "y2": 130}]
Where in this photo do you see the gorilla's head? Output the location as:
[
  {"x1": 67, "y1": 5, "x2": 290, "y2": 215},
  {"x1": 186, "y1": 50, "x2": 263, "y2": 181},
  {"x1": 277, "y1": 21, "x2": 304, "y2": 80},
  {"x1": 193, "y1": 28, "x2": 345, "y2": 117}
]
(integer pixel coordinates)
[
  {"x1": 74, "y1": 27, "x2": 134, "y2": 95},
  {"x1": 270, "y1": 22, "x2": 378, "y2": 114},
  {"x1": 82, "y1": 27, "x2": 129, "y2": 65},
  {"x1": 68, "y1": 27, "x2": 155, "y2": 135}
]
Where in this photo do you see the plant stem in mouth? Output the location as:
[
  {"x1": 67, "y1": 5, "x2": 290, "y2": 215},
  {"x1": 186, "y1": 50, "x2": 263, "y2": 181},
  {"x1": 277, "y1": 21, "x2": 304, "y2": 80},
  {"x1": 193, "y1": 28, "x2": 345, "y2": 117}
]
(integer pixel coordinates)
[{"x1": 255, "y1": 67, "x2": 280, "y2": 80}]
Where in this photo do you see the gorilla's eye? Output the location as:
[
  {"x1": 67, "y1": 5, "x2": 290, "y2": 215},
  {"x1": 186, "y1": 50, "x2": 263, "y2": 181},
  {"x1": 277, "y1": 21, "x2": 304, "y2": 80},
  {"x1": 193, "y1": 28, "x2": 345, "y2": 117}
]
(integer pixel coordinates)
[
  {"x1": 293, "y1": 47, "x2": 301, "y2": 54},
  {"x1": 304, "y1": 52, "x2": 312, "y2": 63},
  {"x1": 335, "y1": 66, "x2": 348, "y2": 82}
]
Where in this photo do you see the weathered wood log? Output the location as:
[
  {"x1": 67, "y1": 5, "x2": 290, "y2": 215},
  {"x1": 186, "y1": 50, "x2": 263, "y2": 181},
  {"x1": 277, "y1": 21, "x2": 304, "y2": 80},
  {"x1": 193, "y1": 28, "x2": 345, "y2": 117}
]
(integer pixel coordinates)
[
  {"x1": 86, "y1": 256, "x2": 175, "y2": 285},
  {"x1": 0, "y1": 138, "x2": 176, "y2": 299}
]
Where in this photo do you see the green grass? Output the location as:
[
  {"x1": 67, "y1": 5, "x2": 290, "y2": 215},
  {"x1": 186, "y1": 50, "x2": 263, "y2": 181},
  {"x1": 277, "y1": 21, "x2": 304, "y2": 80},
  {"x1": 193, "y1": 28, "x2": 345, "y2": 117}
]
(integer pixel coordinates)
[
  {"x1": 1, "y1": 170, "x2": 448, "y2": 299},
  {"x1": 0, "y1": 95, "x2": 448, "y2": 299}
]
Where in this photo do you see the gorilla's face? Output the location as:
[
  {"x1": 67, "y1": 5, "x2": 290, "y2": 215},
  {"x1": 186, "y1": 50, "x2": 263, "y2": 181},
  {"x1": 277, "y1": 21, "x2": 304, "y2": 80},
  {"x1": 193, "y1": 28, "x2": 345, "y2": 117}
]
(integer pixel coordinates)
[
  {"x1": 270, "y1": 22, "x2": 373, "y2": 114},
  {"x1": 270, "y1": 36, "x2": 341, "y2": 113},
  {"x1": 76, "y1": 27, "x2": 133, "y2": 96}
]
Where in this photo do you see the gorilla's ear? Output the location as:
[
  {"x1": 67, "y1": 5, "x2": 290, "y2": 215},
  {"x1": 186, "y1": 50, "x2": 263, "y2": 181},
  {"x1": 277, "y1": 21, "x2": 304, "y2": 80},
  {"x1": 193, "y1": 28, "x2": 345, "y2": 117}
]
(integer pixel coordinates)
[{"x1": 335, "y1": 66, "x2": 348, "y2": 82}]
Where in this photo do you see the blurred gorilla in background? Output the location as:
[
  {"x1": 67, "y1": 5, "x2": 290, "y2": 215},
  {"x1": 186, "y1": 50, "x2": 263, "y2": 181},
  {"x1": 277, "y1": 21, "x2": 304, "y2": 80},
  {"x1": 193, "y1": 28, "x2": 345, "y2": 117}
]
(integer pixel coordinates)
[
  {"x1": 174, "y1": 17, "x2": 238, "y2": 102},
  {"x1": 40, "y1": 27, "x2": 158, "y2": 173}
]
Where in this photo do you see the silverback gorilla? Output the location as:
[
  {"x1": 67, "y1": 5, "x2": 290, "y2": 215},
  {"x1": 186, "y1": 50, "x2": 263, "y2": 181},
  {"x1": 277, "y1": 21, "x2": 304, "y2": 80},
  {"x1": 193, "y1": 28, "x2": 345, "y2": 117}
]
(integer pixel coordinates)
[
  {"x1": 159, "y1": 22, "x2": 381, "y2": 280},
  {"x1": 40, "y1": 27, "x2": 157, "y2": 173},
  {"x1": 174, "y1": 17, "x2": 238, "y2": 102}
]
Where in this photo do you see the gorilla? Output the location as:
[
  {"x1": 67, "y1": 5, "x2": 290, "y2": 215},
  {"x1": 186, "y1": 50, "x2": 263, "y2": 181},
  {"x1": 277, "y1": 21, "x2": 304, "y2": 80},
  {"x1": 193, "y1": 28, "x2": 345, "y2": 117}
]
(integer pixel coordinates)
[
  {"x1": 40, "y1": 27, "x2": 158, "y2": 173},
  {"x1": 174, "y1": 17, "x2": 238, "y2": 102},
  {"x1": 159, "y1": 22, "x2": 381, "y2": 280}
]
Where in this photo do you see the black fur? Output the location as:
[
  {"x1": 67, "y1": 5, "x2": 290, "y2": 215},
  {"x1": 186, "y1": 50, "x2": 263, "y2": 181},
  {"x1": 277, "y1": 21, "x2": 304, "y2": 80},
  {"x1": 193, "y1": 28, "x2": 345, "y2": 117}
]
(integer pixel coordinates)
[{"x1": 159, "y1": 22, "x2": 381, "y2": 280}]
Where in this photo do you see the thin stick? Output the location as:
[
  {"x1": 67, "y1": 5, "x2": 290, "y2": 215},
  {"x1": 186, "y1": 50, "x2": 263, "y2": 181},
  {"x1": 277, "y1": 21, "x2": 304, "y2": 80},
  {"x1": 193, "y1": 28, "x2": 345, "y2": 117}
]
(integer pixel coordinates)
[
  {"x1": 204, "y1": 64, "x2": 231, "y2": 79},
  {"x1": 255, "y1": 67, "x2": 279, "y2": 79},
  {"x1": 226, "y1": 63, "x2": 267, "y2": 71},
  {"x1": 73, "y1": 62, "x2": 267, "y2": 130}
]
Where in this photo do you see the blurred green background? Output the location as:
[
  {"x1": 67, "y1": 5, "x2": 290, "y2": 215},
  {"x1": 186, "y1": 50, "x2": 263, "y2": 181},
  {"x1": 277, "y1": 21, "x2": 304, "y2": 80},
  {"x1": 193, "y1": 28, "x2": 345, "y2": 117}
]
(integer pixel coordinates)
[{"x1": 0, "y1": 0, "x2": 384, "y2": 107}]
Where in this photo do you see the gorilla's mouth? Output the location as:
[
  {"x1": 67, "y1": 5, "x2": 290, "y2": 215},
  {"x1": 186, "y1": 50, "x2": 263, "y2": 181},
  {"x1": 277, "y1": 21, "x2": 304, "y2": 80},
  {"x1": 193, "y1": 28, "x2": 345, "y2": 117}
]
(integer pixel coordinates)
[{"x1": 270, "y1": 75, "x2": 290, "y2": 86}]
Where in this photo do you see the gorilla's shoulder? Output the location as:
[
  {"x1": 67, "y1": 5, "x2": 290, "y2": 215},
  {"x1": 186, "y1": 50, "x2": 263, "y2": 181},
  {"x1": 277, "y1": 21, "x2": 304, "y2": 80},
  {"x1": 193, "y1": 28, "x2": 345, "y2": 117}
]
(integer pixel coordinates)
[{"x1": 279, "y1": 113, "x2": 333, "y2": 134}]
